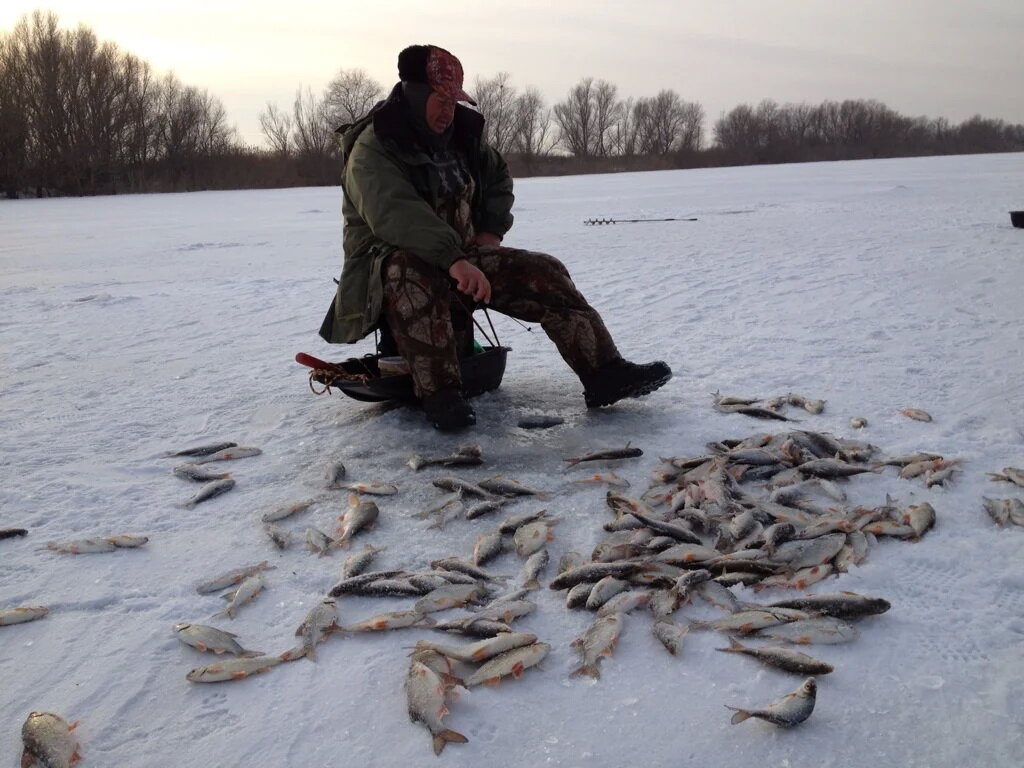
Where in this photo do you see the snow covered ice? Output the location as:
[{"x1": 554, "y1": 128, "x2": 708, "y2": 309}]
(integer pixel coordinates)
[{"x1": 2, "y1": 153, "x2": 1023, "y2": 766}]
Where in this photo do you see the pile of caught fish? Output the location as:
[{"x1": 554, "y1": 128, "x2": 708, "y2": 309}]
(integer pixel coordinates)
[
  {"x1": 168, "y1": 440, "x2": 263, "y2": 508},
  {"x1": 11, "y1": 413, "x2": 1024, "y2": 763}
]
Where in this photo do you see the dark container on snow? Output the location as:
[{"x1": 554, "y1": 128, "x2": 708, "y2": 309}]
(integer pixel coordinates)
[{"x1": 1011, "y1": 211, "x2": 1024, "y2": 229}]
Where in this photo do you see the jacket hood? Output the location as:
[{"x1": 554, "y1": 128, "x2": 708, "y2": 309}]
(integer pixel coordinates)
[{"x1": 368, "y1": 83, "x2": 485, "y2": 154}]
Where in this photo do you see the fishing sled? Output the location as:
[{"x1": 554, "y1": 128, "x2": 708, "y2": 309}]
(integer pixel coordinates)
[{"x1": 296, "y1": 310, "x2": 509, "y2": 404}]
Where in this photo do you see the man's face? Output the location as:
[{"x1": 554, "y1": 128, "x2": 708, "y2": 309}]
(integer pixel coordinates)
[{"x1": 425, "y1": 91, "x2": 456, "y2": 133}]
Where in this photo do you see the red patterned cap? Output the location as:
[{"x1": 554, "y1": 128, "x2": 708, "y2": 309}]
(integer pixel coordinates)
[{"x1": 426, "y1": 47, "x2": 476, "y2": 105}]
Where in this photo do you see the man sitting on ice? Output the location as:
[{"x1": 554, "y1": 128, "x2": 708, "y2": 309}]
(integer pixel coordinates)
[{"x1": 320, "y1": 44, "x2": 671, "y2": 431}]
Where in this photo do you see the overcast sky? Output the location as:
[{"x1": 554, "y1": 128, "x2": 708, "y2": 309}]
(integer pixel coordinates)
[{"x1": 4, "y1": 1, "x2": 1023, "y2": 146}]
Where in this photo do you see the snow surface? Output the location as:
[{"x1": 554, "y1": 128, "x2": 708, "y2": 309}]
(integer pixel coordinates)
[{"x1": 2, "y1": 153, "x2": 1023, "y2": 767}]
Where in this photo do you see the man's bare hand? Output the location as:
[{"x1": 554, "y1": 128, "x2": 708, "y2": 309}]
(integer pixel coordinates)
[
  {"x1": 448, "y1": 259, "x2": 492, "y2": 304},
  {"x1": 471, "y1": 232, "x2": 501, "y2": 249}
]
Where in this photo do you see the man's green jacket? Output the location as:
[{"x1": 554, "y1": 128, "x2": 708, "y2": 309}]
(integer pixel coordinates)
[{"x1": 319, "y1": 84, "x2": 515, "y2": 344}]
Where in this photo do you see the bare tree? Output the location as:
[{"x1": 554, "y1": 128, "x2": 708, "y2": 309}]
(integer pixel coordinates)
[
  {"x1": 553, "y1": 77, "x2": 595, "y2": 158},
  {"x1": 323, "y1": 67, "x2": 383, "y2": 126},
  {"x1": 591, "y1": 79, "x2": 621, "y2": 157},
  {"x1": 258, "y1": 102, "x2": 293, "y2": 156},
  {"x1": 512, "y1": 87, "x2": 553, "y2": 157},
  {"x1": 473, "y1": 72, "x2": 520, "y2": 154},
  {"x1": 292, "y1": 86, "x2": 335, "y2": 182}
]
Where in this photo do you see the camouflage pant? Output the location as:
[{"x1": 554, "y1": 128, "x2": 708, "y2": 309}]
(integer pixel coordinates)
[{"x1": 382, "y1": 246, "x2": 621, "y2": 398}]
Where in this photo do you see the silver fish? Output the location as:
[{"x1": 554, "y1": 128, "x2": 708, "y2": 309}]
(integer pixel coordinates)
[
  {"x1": 342, "y1": 544, "x2": 386, "y2": 578},
  {"x1": 186, "y1": 654, "x2": 284, "y2": 682},
  {"x1": 431, "y1": 557, "x2": 505, "y2": 583},
  {"x1": 173, "y1": 463, "x2": 231, "y2": 482},
  {"x1": 798, "y1": 459, "x2": 878, "y2": 479},
  {"x1": 585, "y1": 577, "x2": 629, "y2": 610},
  {"x1": 988, "y1": 467, "x2": 1024, "y2": 488},
  {"x1": 325, "y1": 460, "x2": 347, "y2": 488},
  {"x1": 415, "y1": 491, "x2": 464, "y2": 529},
  {"x1": 652, "y1": 619, "x2": 688, "y2": 655},
  {"x1": 768, "y1": 592, "x2": 890, "y2": 619},
  {"x1": 408, "y1": 443, "x2": 483, "y2": 471},
  {"x1": 499, "y1": 510, "x2": 550, "y2": 535},
  {"x1": 755, "y1": 617, "x2": 858, "y2": 644},
  {"x1": 165, "y1": 438, "x2": 237, "y2": 456},
  {"x1": 467, "y1": 599, "x2": 536, "y2": 624},
  {"x1": 335, "y1": 481, "x2": 399, "y2": 496},
  {"x1": 43, "y1": 538, "x2": 116, "y2": 554},
  {"x1": 406, "y1": 660, "x2": 468, "y2": 755},
  {"x1": 983, "y1": 496, "x2": 1011, "y2": 526},
  {"x1": 195, "y1": 560, "x2": 274, "y2": 594},
  {"x1": 691, "y1": 609, "x2": 809, "y2": 634},
  {"x1": 716, "y1": 637, "x2": 834, "y2": 674},
  {"x1": 753, "y1": 564, "x2": 834, "y2": 592},
  {"x1": 564, "y1": 444, "x2": 643, "y2": 468},
  {"x1": 166, "y1": 441, "x2": 237, "y2": 457},
  {"x1": 291, "y1": 598, "x2": 340, "y2": 660},
  {"x1": 410, "y1": 648, "x2": 464, "y2": 688},
  {"x1": 473, "y1": 531, "x2": 507, "y2": 566},
  {"x1": 0, "y1": 606, "x2": 49, "y2": 626},
  {"x1": 900, "y1": 408, "x2": 933, "y2": 422},
  {"x1": 479, "y1": 475, "x2": 548, "y2": 497},
  {"x1": 433, "y1": 617, "x2": 513, "y2": 638},
  {"x1": 305, "y1": 527, "x2": 333, "y2": 555},
  {"x1": 727, "y1": 678, "x2": 817, "y2": 728},
  {"x1": 513, "y1": 520, "x2": 554, "y2": 557},
  {"x1": 549, "y1": 562, "x2": 644, "y2": 591},
  {"x1": 597, "y1": 591, "x2": 650, "y2": 617},
  {"x1": 105, "y1": 534, "x2": 149, "y2": 548},
  {"x1": 571, "y1": 614, "x2": 623, "y2": 679},
  {"x1": 521, "y1": 549, "x2": 549, "y2": 590},
  {"x1": 182, "y1": 478, "x2": 236, "y2": 508},
  {"x1": 415, "y1": 584, "x2": 487, "y2": 614},
  {"x1": 217, "y1": 572, "x2": 265, "y2": 619},
  {"x1": 190, "y1": 446, "x2": 262, "y2": 465},
  {"x1": 433, "y1": 476, "x2": 492, "y2": 498},
  {"x1": 902, "y1": 502, "x2": 936, "y2": 538},
  {"x1": 465, "y1": 497, "x2": 511, "y2": 520},
  {"x1": 772, "y1": 533, "x2": 847, "y2": 569},
  {"x1": 716, "y1": 403, "x2": 795, "y2": 421},
  {"x1": 21, "y1": 712, "x2": 80, "y2": 768},
  {"x1": 346, "y1": 609, "x2": 433, "y2": 632},
  {"x1": 517, "y1": 414, "x2": 565, "y2": 429},
  {"x1": 572, "y1": 472, "x2": 631, "y2": 488},
  {"x1": 881, "y1": 451, "x2": 943, "y2": 467},
  {"x1": 415, "y1": 632, "x2": 538, "y2": 663},
  {"x1": 466, "y1": 642, "x2": 550, "y2": 686},
  {"x1": 558, "y1": 551, "x2": 585, "y2": 575},
  {"x1": 332, "y1": 496, "x2": 379, "y2": 548},
  {"x1": 351, "y1": 579, "x2": 426, "y2": 598},
  {"x1": 260, "y1": 498, "x2": 318, "y2": 523},
  {"x1": 925, "y1": 464, "x2": 956, "y2": 488},
  {"x1": 173, "y1": 623, "x2": 262, "y2": 657},
  {"x1": 694, "y1": 580, "x2": 740, "y2": 612},
  {"x1": 263, "y1": 522, "x2": 291, "y2": 550},
  {"x1": 712, "y1": 391, "x2": 761, "y2": 407},
  {"x1": 566, "y1": 582, "x2": 595, "y2": 609}
]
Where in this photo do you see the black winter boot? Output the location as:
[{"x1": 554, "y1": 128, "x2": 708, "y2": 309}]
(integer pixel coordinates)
[
  {"x1": 422, "y1": 388, "x2": 477, "y2": 431},
  {"x1": 582, "y1": 359, "x2": 672, "y2": 408}
]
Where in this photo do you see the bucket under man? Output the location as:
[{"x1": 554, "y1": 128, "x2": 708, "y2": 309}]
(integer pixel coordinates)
[{"x1": 320, "y1": 44, "x2": 672, "y2": 430}]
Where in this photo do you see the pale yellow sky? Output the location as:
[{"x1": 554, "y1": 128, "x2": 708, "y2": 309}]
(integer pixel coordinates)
[{"x1": 4, "y1": 1, "x2": 1023, "y2": 146}]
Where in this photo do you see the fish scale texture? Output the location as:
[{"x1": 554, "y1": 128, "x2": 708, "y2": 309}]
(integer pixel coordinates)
[{"x1": 1, "y1": 153, "x2": 1024, "y2": 767}]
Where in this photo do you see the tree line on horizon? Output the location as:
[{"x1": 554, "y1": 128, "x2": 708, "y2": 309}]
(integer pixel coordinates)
[{"x1": 2, "y1": 10, "x2": 1023, "y2": 199}]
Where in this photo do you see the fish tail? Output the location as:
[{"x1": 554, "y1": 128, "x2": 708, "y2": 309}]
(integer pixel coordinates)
[
  {"x1": 524, "y1": 579, "x2": 540, "y2": 591},
  {"x1": 570, "y1": 664, "x2": 600, "y2": 679},
  {"x1": 715, "y1": 637, "x2": 745, "y2": 653},
  {"x1": 726, "y1": 706, "x2": 751, "y2": 724},
  {"x1": 441, "y1": 673, "x2": 466, "y2": 689},
  {"x1": 433, "y1": 729, "x2": 469, "y2": 755}
]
